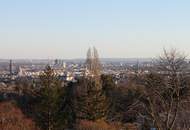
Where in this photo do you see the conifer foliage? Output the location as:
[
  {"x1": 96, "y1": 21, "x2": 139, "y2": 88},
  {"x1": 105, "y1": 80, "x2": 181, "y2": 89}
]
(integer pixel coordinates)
[
  {"x1": 35, "y1": 66, "x2": 65, "y2": 130},
  {"x1": 77, "y1": 47, "x2": 108, "y2": 121}
]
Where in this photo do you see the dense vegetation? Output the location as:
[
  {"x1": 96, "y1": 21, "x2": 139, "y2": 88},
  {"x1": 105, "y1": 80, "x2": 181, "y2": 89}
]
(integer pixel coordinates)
[{"x1": 0, "y1": 48, "x2": 190, "y2": 130}]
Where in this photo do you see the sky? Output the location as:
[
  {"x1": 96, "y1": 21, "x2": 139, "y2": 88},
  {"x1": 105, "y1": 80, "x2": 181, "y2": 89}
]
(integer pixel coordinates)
[{"x1": 0, "y1": 0, "x2": 190, "y2": 59}]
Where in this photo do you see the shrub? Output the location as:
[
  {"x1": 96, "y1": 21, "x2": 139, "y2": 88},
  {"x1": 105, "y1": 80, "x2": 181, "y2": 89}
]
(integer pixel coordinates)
[
  {"x1": 0, "y1": 101, "x2": 39, "y2": 130},
  {"x1": 76, "y1": 120, "x2": 124, "y2": 130}
]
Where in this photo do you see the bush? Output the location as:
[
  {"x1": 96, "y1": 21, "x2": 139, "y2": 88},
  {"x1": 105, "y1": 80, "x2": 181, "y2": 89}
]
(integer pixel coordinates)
[
  {"x1": 76, "y1": 120, "x2": 124, "y2": 130},
  {"x1": 0, "y1": 101, "x2": 39, "y2": 130}
]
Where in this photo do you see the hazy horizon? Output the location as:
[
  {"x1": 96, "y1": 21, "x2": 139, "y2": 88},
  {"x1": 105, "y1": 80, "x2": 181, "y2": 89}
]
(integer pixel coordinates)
[{"x1": 1, "y1": 0, "x2": 190, "y2": 59}]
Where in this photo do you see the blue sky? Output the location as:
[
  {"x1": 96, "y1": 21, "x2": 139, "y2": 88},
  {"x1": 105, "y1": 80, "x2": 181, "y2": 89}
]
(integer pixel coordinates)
[{"x1": 0, "y1": 0, "x2": 190, "y2": 59}]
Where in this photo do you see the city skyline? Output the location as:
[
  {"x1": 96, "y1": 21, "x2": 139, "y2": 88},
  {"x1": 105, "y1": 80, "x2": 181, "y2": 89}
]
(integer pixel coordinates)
[{"x1": 1, "y1": 0, "x2": 190, "y2": 59}]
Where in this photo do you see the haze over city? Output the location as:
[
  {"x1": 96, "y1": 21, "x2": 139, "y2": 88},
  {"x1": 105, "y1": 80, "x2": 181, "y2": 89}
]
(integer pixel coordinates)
[
  {"x1": 2, "y1": 1, "x2": 190, "y2": 130},
  {"x1": 0, "y1": 0, "x2": 190, "y2": 59}
]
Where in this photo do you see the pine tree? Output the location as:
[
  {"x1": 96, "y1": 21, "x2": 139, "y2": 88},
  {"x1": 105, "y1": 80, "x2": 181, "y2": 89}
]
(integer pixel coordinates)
[
  {"x1": 61, "y1": 82, "x2": 77, "y2": 129},
  {"x1": 77, "y1": 78, "x2": 108, "y2": 121},
  {"x1": 35, "y1": 66, "x2": 65, "y2": 130},
  {"x1": 77, "y1": 47, "x2": 108, "y2": 121}
]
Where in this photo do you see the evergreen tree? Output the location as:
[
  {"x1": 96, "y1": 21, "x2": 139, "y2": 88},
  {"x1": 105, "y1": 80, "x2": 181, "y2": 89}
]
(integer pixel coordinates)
[
  {"x1": 77, "y1": 47, "x2": 108, "y2": 121},
  {"x1": 35, "y1": 66, "x2": 65, "y2": 130},
  {"x1": 101, "y1": 74, "x2": 116, "y2": 96},
  {"x1": 61, "y1": 82, "x2": 77, "y2": 129},
  {"x1": 77, "y1": 78, "x2": 108, "y2": 121}
]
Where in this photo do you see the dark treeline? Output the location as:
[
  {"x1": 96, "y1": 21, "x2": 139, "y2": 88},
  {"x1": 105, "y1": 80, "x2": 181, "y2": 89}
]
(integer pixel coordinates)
[{"x1": 0, "y1": 48, "x2": 190, "y2": 130}]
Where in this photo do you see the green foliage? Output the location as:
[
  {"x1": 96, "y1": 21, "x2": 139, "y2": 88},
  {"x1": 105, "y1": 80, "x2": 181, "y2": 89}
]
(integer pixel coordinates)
[
  {"x1": 101, "y1": 75, "x2": 116, "y2": 95},
  {"x1": 35, "y1": 66, "x2": 65, "y2": 130},
  {"x1": 77, "y1": 77, "x2": 108, "y2": 121},
  {"x1": 101, "y1": 75, "x2": 143, "y2": 123},
  {"x1": 61, "y1": 82, "x2": 77, "y2": 129}
]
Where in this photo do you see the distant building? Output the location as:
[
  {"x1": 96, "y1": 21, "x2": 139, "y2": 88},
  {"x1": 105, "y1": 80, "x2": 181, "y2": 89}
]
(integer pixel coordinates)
[
  {"x1": 54, "y1": 59, "x2": 66, "y2": 68},
  {"x1": 54, "y1": 59, "x2": 59, "y2": 65},
  {"x1": 17, "y1": 66, "x2": 26, "y2": 77},
  {"x1": 63, "y1": 62, "x2": 66, "y2": 68},
  {"x1": 9, "y1": 60, "x2": 13, "y2": 76}
]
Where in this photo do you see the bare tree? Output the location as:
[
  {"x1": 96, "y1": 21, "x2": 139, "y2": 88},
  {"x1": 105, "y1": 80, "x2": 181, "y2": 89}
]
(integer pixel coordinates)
[
  {"x1": 142, "y1": 48, "x2": 190, "y2": 130},
  {"x1": 86, "y1": 47, "x2": 102, "y2": 76},
  {"x1": 86, "y1": 48, "x2": 93, "y2": 72},
  {"x1": 85, "y1": 47, "x2": 102, "y2": 86},
  {"x1": 93, "y1": 47, "x2": 102, "y2": 76}
]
